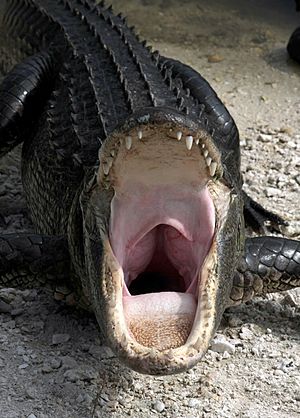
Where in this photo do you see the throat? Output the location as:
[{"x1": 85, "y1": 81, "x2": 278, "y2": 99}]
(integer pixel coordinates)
[{"x1": 128, "y1": 224, "x2": 188, "y2": 295}]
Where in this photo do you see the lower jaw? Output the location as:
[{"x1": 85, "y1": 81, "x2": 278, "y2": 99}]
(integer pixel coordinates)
[
  {"x1": 102, "y1": 238, "x2": 219, "y2": 375},
  {"x1": 123, "y1": 292, "x2": 197, "y2": 350}
]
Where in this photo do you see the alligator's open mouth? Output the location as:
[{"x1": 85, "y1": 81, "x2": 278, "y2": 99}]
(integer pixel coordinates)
[{"x1": 96, "y1": 115, "x2": 231, "y2": 374}]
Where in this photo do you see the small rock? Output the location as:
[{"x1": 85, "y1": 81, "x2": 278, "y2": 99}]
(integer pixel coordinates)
[
  {"x1": 0, "y1": 299, "x2": 11, "y2": 313},
  {"x1": 251, "y1": 347, "x2": 260, "y2": 356},
  {"x1": 153, "y1": 400, "x2": 165, "y2": 413},
  {"x1": 76, "y1": 392, "x2": 93, "y2": 404},
  {"x1": 63, "y1": 369, "x2": 80, "y2": 383},
  {"x1": 207, "y1": 54, "x2": 224, "y2": 63},
  {"x1": 64, "y1": 367, "x2": 97, "y2": 383},
  {"x1": 27, "y1": 414, "x2": 37, "y2": 418},
  {"x1": 42, "y1": 363, "x2": 53, "y2": 374},
  {"x1": 281, "y1": 293, "x2": 297, "y2": 307},
  {"x1": 19, "y1": 363, "x2": 29, "y2": 369},
  {"x1": 257, "y1": 133, "x2": 272, "y2": 142},
  {"x1": 50, "y1": 358, "x2": 62, "y2": 369},
  {"x1": 22, "y1": 289, "x2": 37, "y2": 302},
  {"x1": 10, "y1": 308, "x2": 24, "y2": 317},
  {"x1": 61, "y1": 356, "x2": 78, "y2": 369},
  {"x1": 264, "y1": 187, "x2": 281, "y2": 197},
  {"x1": 188, "y1": 398, "x2": 201, "y2": 408},
  {"x1": 89, "y1": 344, "x2": 114, "y2": 359},
  {"x1": 16, "y1": 346, "x2": 26, "y2": 355},
  {"x1": 52, "y1": 333, "x2": 70, "y2": 345},
  {"x1": 210, "y1": 337, "x2": 235, "y2": 354},
  {"x1": 227, "y1": 316, "x2": 243, "y2": 327},
  {"x1": 239, "y1": 327, "x2": 254, "y2": 340}
]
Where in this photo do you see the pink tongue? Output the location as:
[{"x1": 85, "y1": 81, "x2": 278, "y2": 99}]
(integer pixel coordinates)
[
  {"x1": 123, "y1": 292, "x2": 197, "y2": 350},
  {"x1": 123, "y1": 292, "x2": 196, "y2": 317}
]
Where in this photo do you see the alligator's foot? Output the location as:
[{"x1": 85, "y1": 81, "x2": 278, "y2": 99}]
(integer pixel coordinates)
[
  {"x1": 242, "y1": 191, "x2": 287, "y2": 233},
  {"x1": 0, "y1": 51, "x2": 56, "y2": 158},
  {"x1": 0, "y1": 233, "x2": 71, "y2": 290},
  {"x1": 230, "y1": 236, "x2": 300, "y2": 305}
]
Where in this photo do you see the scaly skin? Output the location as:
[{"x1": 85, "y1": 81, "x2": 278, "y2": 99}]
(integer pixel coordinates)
[{"x1": 0, "y1": 0, "x2": 299, "y2": 375}]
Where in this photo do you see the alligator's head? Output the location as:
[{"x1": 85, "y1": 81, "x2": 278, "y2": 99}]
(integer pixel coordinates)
[{"x1": 79, "y1": 107, "x2": 244, "y2": 375}]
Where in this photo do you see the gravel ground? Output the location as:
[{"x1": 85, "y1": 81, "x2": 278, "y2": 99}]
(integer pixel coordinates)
[{"x1": 0, "y1": 1, "x2": 299, "y2": 417}]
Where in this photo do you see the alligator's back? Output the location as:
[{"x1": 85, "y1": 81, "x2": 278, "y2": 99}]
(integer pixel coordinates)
[{"x1": 0, "y1": 0, "x2": 182, "y2": 235}]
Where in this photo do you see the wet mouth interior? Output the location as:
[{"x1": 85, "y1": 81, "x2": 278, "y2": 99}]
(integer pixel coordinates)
[
  {"x1": 106, "y1": 126, "x2": 217, "y2": 351},
  {"x1": 129, "y1": 225, "x2": 187, "y2": 295}
]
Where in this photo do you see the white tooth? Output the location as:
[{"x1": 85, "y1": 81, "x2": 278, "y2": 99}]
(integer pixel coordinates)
[
  {"x1": 206, "y1": 156, "x2": 212, "y2": 166},
  {"x1": 137, "y1": 130, "x2": 143, "y2": 140},
  {"x1": 107, "y1": 157, "x2": 113, "y2": 168},
  {"x1": 202, "y1": 143, "x2": 205, "y2": 149},
  {"x1": 209, "y1": 161, "x2": 217, "y2": 177},
  {"x1": 195, "y1": 138, "x2": 199, "y2": 145},
  {"x1": 185, "y1": 135, "x2": 193, "y2": 150},
  {"x1": 176, "y1": 131, "x2": 182, "y2": 140},
  {"x1": 125, "y1": 136, "x2": 132, "y2": 150},
  {"x1": 103, "y1": 162, "x2": 110, "y2": 175},
  {"x1": 110, "y1": 150, "x2": 115, "y2": 157},
  {"x1": 204, "y1": 149, "x2": 209, "y2": 158}
]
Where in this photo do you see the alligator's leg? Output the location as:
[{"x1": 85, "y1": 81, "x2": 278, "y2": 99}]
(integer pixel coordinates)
[
  {"x1": 242, "y1": 191, "x2": 286, "y2": 233},
  {"x1": 0, "y1": 234, "x2": 71, "y2": 290},
  {"x1": 0, "y1": 51, "x2": 56, "y2": 157},
  {"x1": 230, "y1": 236, "x2": 300, "y2": 305},
  {"x1": 158, "y1": 57, "x2": 285, "y2": 232}
]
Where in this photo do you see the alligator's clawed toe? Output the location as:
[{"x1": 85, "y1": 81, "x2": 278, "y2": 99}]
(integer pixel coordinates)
[{"x1": 242, "y1": 191, "x2": 287, "y2": 233}]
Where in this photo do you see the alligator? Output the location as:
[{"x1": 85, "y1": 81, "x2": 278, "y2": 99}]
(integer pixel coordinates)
[
  {"x1": 288, "y1": 0, "x2": 300, "y2": 62},
  {"x1": 0, "y1": 0, "x2": 299, "y2": 375}
]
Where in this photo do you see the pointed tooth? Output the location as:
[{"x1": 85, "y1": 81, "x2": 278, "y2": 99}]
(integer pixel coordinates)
[
  {"x1": 110, "y1": 150, "x2": 115, "y2": 157},
  {"x1": 107, "y1": 157, "x2": 113, "y2": 168},
  {"x1": 125, "y1": 136, "x2": 132, "y2": 150},
  {"x1": 203, "y1": 149, "x2": 209, "y2": 158},
  {"x1": 137, "y1": 130, "x2": 143, "y2": 140},
  {"x1": 185, "y1": 135, "x2": 193, "y2": 150},
  {"x1": 176, "y1": 131, "x2": 182, "y2": 141},
  {"x1": 206, "y1": 156, "x2": 212, "y2": 166},
  {"x1": 103, "y1": 162, "x2": 110, "y2": 175},
  {"x1": 195, "y1": 138, "x2": 199, "y2": 145},
  {"x1": 209, "y1": 161, "x2": 217, "y2": 177},
  {"x1": 202, "y1": 143, "x2": 206, "y2": 149}
]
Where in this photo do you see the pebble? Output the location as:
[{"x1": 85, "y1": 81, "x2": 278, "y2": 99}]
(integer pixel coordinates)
[
  {"x1": 239, "y1": 327, "x2": 254, "y2": 340},
  {"x1": 187, "y1": 398, "x2": 201, "y2": 408},
  {"x1": 89, "y1": 344, "x2": 114, "y2": 359},
  {"x1": 264, "y1": 187, "x2": 281, "y2": 197},
  {"x1": 0, "y1": 299, "x2": 12, "y2": 313},
  {"x1": 257, "y1": 133, "x2": 272, "y2": 142},
  {"x1": 61, "y1": 355, "x2": 78, "y2": 369},
  {"x1": 63, "y1": 367, "x2": 97, "y2": 383},
  {"x1": 10, "y1": 308, "x2": 24, "y2": 317},
  {"x1": 52, "y1": 333, "x2": 70, "y2": 345},
  {"x1": 210, "y1": 337, "x2": 235, "y2": 354},
  {"x1": 27, "y1": 414, "x2": 37, "y2": 418},
  {"x1": 19, "y1": 363, "x2": 29, "y2": 369},
  {"x1": 207, "y1": 54, "x2": 224, "y2": 63},
  {"x1": 153, "y1": 400, "x2": 165, "y2": 413}
]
